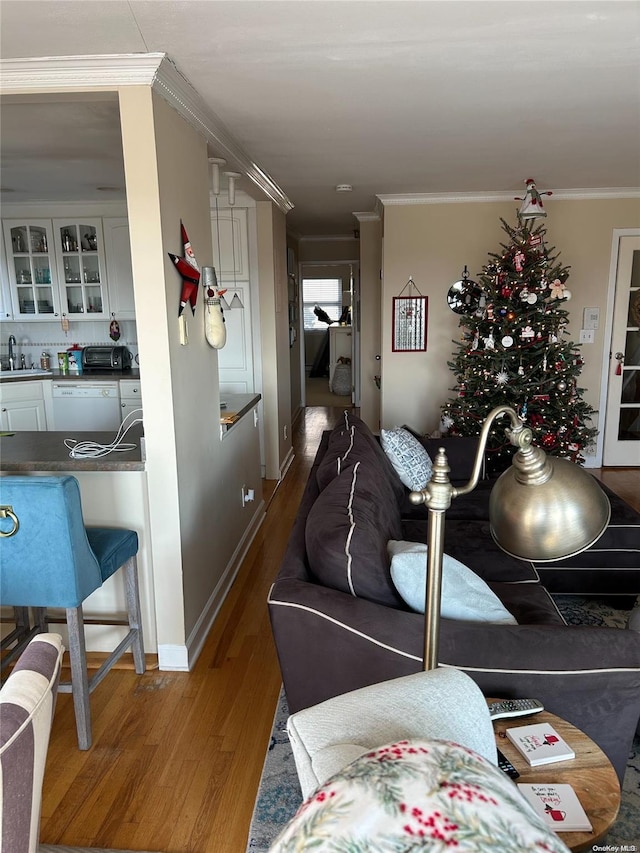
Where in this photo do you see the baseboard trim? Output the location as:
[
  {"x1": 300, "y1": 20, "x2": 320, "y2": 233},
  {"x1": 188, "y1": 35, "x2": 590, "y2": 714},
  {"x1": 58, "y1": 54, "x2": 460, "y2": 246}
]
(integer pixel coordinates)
[{"x1": 181, "y1": 499, "x2": 266, "y2": 670}]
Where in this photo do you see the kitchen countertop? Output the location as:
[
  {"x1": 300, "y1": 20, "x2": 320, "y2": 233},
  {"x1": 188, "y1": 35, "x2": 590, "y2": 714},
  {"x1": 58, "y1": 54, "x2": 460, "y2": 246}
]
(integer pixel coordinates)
[
  {"x1": 0, "y1": 425, "x2": 145, "y2": 472},
  {"x1": 0, "y1": 369, "x2": 141, "y2": 383},
  {"x1": 220, "y1": 393, "x2": 261, "y2": 428}
]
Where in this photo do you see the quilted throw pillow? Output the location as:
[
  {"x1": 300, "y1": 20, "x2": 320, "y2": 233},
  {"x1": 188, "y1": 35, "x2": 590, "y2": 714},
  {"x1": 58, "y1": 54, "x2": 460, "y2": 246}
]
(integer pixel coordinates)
[
  {"x1": 270, "y1": 738, "x2": 571, "y2": 853},
  {"x1": 380, "y1": 427, "x2": 433, "y2": 491}
]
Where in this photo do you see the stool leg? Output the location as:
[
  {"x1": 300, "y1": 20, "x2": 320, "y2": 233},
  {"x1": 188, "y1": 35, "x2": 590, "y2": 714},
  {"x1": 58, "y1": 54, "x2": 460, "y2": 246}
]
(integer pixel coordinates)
[
  {"x1": 123, "y1": 555, "x2": 146, "y2": 675},
  {"x1": 65, "y1": 606, "x2": 92, "y2": 750},
  {"x1": 34, "y1": 606, "x2": 49, "y2": 633}
]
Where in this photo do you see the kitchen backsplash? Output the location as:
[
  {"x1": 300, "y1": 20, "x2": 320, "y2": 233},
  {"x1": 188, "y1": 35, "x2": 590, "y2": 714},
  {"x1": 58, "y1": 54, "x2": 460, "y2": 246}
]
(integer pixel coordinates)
[{"x1": 0, "y1": 319, "x2": 139, "y2": 369}]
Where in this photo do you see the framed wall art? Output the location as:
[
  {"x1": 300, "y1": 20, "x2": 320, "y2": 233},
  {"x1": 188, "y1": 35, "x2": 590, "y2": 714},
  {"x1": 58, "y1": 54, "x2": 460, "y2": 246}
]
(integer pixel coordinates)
[{"x1": 392, "y1": 280, "x2": 428, "y2": 351}]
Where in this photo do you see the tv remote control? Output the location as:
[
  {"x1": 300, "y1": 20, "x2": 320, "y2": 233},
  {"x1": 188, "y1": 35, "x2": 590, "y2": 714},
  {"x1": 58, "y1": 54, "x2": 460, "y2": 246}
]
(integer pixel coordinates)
[
  {"x1": 497, "y1": 748, "x2": 520, "y2": 779},
  {"x1": 488, "y1": 698, "x2": 544, "y2": 720}
]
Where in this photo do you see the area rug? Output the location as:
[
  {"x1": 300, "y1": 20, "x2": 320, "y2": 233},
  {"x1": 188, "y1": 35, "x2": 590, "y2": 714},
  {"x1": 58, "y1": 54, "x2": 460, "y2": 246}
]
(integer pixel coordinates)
[{"x1": 247, "y1": 595, "x2": 640, "y2": 852}]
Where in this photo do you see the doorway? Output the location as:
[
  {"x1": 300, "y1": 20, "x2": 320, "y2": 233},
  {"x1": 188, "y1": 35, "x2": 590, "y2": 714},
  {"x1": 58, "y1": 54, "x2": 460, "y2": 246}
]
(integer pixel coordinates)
[
  {"x1": 602, "y1": 232, "x2": 640, "y2": 465},
  {"x1": 299, "y1": 261, "x2": 360, "y2": 408}
]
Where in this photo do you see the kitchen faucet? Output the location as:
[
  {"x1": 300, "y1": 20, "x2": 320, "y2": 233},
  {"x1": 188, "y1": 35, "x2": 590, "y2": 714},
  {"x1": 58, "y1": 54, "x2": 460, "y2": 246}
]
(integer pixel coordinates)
[{"x1": 8, "y1": 335, "x2": 16, "y2": 371}]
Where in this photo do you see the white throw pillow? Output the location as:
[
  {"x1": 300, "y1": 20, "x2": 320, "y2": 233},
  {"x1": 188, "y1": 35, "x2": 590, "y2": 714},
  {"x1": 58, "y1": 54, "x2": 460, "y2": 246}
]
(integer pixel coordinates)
[
  {"x1": 388, "y1": 539, "x2": 517, "y2": 624},
  {"x1": 380, "y1": 427, "x2": 432, "y2": 490}
]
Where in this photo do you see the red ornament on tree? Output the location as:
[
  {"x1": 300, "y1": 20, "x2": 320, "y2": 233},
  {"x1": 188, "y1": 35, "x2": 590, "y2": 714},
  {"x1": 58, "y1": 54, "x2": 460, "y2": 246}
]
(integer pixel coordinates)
[{"x1": 542, "y1": 433, "x2": 556, "y2": 448}]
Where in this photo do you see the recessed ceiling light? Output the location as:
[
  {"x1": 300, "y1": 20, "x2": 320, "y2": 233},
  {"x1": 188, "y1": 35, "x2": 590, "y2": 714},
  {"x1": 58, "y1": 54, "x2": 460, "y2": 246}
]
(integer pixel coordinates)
[{"x1": 335, "y1": 184, "x2": 353, "y2": 193}]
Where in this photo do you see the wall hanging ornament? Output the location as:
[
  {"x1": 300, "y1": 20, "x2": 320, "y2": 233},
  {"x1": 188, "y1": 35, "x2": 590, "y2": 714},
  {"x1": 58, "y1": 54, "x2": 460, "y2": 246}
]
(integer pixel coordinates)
[
  {"x1": 515, "y1": 178, "x2": 553, "y2": 220},
  {"x1": 168, "y1": 222, "x2": 200, "y2": 317},
  {"x1": 202, "y1": 266, "x2": 227, "y2": 349},
  {"x1": 109, "y1": 314, "x2": 121, "y2": 342},
  {"x1": 393, "y1": 277, "x2": 428, "y2": 351},
  {"x1": 447, "y1": 265, "x2": 484, "y2": 314}
]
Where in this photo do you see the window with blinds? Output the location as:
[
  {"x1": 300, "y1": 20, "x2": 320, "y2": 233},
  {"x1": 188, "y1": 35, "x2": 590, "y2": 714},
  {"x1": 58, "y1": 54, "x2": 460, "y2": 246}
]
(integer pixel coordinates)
[{"x1": 302, "y1": 278, "x2": 342, "y2": 330}]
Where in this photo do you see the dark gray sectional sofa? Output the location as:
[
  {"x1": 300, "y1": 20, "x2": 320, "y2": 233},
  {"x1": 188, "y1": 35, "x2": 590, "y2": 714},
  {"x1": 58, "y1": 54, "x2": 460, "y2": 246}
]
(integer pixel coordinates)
[{"x1": 268, "y1": 411, "x2": 640, "y2": 782}]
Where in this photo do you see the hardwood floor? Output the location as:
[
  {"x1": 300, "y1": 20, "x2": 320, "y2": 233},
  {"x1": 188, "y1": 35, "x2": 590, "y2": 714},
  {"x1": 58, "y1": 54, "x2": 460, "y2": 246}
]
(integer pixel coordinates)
[
  {"x1": 40, "y1": 413, "x2": 639, "y2": 852},
  {"x1": 41, "y1": 406, "x2": 348, "y2": 853}
]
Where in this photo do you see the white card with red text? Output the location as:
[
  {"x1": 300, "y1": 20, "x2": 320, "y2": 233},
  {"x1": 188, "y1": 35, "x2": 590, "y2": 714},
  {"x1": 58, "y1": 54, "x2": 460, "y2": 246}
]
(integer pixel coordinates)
[
  {"x1": 506, "y1": 722, "x2": 575, "y2": 766},
  {"x1": 517, "y1": 783, "x2": 592, "y2": 832}
]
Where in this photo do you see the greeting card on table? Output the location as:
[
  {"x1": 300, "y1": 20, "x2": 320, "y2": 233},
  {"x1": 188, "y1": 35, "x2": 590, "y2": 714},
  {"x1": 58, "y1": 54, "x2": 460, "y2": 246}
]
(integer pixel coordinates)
[
  {"x1": 506, "y1": 722, "x2": 575, "y2": 766},
  {"x1": 517, "y1": 783, "x2": 592, "y2": 832}
]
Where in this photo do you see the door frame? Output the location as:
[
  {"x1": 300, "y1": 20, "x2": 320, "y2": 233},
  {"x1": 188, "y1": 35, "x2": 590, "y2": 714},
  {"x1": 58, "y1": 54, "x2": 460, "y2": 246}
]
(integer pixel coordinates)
[
  {"x1": 298, "y1": 259, "x2": 360, "y2": 407},
  {"x1": 597, "y1": 227, "x2": 640, "y2": 466}
]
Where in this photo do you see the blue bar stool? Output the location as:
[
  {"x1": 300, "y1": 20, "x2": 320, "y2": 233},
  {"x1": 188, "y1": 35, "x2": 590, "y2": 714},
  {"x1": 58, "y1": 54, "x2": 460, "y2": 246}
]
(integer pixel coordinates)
[{"x1": 0, "y1": 475, "x2": 146, "y2": 749}]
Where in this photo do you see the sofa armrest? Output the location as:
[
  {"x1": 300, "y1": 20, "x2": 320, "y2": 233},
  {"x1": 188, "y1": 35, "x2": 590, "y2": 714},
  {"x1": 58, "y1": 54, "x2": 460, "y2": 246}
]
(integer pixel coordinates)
[{"x1": 268, "y1": 577, "x2": 640, "y2": 781}]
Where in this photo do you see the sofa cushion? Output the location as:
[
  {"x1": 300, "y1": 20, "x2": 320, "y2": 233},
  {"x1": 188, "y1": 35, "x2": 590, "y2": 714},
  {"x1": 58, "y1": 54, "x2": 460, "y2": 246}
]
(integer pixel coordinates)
[
  {"x1": 306, "y1": 460, "x2": 405, "y2": 608},
  {"x1": 380, "y1": 427, "x2": 433, "y2": 491},
  {"x1": 316, "y1": 411, "x2": 406, "y2": 502},
  {"x1": 388, "y1": 539, "x2": 517, "y2": 623}
]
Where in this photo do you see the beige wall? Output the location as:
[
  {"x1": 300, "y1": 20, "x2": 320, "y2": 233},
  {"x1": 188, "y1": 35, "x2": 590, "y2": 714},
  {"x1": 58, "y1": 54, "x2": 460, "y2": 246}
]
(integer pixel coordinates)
[
  {"x1": 298, "y1": 237, "x2": 359, "y2": 263},
  {"x1": 121, "y1": 88, "x2": 246, "y2": 661},
  {"x1": 257, "y1": 201, "x2": 291, "y2": 479},
  {"x1": 358, "y1": 217, "x2": 383, "y2": 429},
  {"x1": 380, "y1": 198, "x2": 640, "y2": 462}
]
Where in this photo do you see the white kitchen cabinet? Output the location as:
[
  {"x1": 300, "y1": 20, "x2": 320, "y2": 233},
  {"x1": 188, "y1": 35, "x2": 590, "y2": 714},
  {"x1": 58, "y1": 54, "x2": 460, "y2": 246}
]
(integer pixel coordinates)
[
  {"x1": 103, "y1": 217, "x2": 136, "y2": 320},
  {"x1": 120, "y1": 379, "x2": 143, "y2": 424},
  {"x1": 211, "y1": 207, "x2": 249, "y2": 281},
  {"x1": 0, "y1": 381, "x2": 48, "y2": 431},
  {"x1": 2, "y1": 220, "x2": 60, "y2": 319},
  {"x1": 52, "y1": 218, "x2": 109, "y2": 319},
  {"x1": 0, "y1": 228, "x2": 13, "y2": 319}
]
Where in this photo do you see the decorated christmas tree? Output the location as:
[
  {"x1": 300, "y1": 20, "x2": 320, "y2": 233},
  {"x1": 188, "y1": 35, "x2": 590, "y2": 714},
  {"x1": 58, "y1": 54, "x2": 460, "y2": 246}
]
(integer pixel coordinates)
[{"x1": 441, "y1": 197, "x2": 597, "y2": 475}]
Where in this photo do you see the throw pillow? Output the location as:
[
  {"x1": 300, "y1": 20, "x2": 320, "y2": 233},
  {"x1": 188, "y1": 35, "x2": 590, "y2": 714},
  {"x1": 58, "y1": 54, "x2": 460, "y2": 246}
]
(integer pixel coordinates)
[
  {"x1": 306, "y1": 461, "x2": 405, "y2": 608},
  {"x1": 388, "y1": 539, "x2": 517, "y2": 623},
  {"x1": 270, "y1": 738, "x2": 571, "y2": 853},
  {"x1": 380, "y1": 427, "x2": 433, "y2": 491}
]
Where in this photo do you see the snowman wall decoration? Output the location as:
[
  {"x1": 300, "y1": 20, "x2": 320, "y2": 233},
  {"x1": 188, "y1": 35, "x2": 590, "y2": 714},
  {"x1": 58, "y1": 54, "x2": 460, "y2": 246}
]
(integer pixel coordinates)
[{"x1": 202, "y1": 266, "x2": 227, "y2": 349}]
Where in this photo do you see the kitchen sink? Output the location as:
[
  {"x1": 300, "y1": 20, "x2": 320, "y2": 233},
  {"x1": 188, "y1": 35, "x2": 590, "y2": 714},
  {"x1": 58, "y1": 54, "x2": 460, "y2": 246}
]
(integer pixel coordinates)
[{"x1": 1, "y1": 369, "x2": 52, "y2": 380}]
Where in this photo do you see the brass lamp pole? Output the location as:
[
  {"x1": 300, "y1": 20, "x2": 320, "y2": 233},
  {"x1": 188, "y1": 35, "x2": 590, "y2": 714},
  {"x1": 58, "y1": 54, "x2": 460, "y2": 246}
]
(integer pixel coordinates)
[{"x1": 410, "y1": 405, "x2": 611, "y2": 671}]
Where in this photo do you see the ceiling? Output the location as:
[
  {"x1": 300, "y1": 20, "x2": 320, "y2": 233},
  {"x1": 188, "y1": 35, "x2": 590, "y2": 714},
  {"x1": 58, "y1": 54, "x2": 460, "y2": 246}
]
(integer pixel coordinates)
[{"x1": 1, "y1": 1, "x2": 639, "y2": 237}]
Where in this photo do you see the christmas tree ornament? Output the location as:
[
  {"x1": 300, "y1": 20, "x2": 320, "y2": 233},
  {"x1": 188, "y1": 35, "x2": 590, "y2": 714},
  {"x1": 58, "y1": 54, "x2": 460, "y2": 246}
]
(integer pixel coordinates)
[
  {"x1": 527, "y1": 292, "x2": 538, "y2": 304},
  {"x1": 501, "y1": 334, "x2": 514, "y2": 348},
  {"x1": 447, "y1": 265, "x2": 484, "y2": 314},
  {"x1": 548, "y1": 279, "x2": 565, "y2": 299},
  {"x1": 496, "y1": 365, "x2": 509, "y2": 385},
  {"x1": 483, "y1": 330, "x2": 496, "y2": 350},
  {"x1": 506, "y1": 309, "x2": 516, "y2": 321},
  {"x1": 520, "y1": 325, "x2": 535, "y2": 340},
  {"x1": 515, "y1": 178, "x2": 552, "y2": 220},
  {"x1": 557, "y1": 380, "x2": 568, "y2": 392},
  {"x1": 561, "y1": 288, "x2": 572, "y2": 301},
  {"x1": 514, "y1": 249, "x2": 526, "y2": 272},
  {"x1": 542, "y1": 350, "x2": 548, "y2": 370},
  {"x1": 518, "y1": 358, "x2": 525, "y2": 376}
]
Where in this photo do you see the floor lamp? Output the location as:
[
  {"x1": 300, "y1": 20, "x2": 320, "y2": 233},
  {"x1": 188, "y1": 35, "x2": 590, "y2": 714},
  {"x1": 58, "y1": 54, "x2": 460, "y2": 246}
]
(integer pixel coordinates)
[{"x1": 410, "y1": 405, "x2": 611, "y2": 671}]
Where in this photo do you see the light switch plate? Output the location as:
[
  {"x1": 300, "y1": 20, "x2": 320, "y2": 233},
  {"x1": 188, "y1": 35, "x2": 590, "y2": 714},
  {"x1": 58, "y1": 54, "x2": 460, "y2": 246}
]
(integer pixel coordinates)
[{"x1": 579, "y1": 329, "x2": 595, "y2": 344}]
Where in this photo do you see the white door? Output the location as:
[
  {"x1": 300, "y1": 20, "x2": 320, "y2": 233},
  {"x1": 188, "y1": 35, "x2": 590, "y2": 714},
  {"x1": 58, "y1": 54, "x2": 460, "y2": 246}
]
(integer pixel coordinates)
[{"x1": 603, "y1": 233, "x2": 640, "y2": 465}]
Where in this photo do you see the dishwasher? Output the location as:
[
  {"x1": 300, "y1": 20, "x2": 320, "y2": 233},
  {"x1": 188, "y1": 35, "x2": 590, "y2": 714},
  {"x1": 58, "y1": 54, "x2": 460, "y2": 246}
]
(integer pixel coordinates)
[{"x1": 52, "y1": 382, "x2": 121, "y2": 431}]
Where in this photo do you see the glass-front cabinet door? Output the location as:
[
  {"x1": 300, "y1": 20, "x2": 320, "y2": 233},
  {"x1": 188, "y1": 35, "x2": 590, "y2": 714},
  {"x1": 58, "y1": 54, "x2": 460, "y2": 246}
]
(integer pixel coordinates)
[
  {"x1": 2, "y1": 220, "x2": 59, "y2": 318},
  {"x1": 53, "y1": 219, "x2": 109, "y2": 318}
]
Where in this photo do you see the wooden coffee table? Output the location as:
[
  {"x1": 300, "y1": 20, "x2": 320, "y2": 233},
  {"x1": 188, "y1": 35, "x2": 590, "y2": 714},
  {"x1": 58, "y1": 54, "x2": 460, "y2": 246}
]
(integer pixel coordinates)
[{"x1": 489, "y1": 702, "x2": 621, "y2": 852}]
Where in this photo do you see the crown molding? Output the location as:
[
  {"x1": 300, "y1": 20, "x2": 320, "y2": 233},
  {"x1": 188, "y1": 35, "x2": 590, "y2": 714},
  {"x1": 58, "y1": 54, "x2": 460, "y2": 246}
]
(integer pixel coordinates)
[
  {"x1": 353, "y1": 211, "x2": 381, "y2": 222},
  {"x1": 377, "y1": 188, "x2": 640, "y2": 206},
  {"x1": 0, "y1": 53, "x2": 294, "y2": 215}
]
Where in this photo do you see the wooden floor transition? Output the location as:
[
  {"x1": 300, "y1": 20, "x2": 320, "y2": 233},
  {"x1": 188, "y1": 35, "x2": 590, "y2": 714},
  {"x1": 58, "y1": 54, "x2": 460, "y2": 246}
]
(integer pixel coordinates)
[{"x1": 40, "y1": 411, "x2": 639, "y2": 852}]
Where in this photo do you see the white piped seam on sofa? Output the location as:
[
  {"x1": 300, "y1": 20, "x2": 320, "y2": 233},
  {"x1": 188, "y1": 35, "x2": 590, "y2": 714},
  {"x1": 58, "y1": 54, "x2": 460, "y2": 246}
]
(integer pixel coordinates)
[
  {"x1": 344, "y1": 461, "x2": 360, "y2": 596},
  {"x1": 267, "y1": 592, "x2": 640, "y2": 675}
]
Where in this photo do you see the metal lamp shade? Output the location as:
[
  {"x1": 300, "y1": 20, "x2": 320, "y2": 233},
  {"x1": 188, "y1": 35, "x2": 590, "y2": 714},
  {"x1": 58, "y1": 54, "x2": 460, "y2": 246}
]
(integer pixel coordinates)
[{"x1": 489, "y1": 449, "x2": 611, "y2": 562}]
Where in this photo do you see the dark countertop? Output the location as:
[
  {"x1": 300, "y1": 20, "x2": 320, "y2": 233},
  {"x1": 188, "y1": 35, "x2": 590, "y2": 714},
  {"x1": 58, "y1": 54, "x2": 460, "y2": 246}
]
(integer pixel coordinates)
[
  {"x1": 0, "y1": 425, "x2": 145, "y2": 472},
  {"x1": 220, "y1": 393, "x2": 261, "y2": 428},
  {"x1": 0, "y1": 369, "x2": 141, "y2": 384}
]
